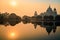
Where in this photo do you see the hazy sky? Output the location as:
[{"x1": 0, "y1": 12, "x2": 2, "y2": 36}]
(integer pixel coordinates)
[
  {"x1": 0, "y1": 0, "x2": 60, "y2": 17},
  {"x1": 20, "y1": 0, "x2": 60, "y2": 3}
]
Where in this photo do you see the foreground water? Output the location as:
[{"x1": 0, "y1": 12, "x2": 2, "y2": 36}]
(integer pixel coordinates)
[{"x1": 0, "y1": 22, "x2": 60, "y2": 40}]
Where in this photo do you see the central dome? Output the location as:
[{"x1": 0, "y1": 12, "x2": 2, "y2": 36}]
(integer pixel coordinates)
[{"x1": 46, "y1": 6, "x2": 53, "y2": 13}]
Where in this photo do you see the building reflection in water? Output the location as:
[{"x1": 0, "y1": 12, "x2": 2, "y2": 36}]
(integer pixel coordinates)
[
  {"x1": 32, "y1": 22, "x2": 57, "y2": 35},
  {"x1": 22, "y1": 20, "x2": 60, "y2": 35}
]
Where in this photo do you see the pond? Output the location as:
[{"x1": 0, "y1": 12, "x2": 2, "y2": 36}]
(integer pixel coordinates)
[{"x1": 0, "y1": 22, "x2": 60, "y2": 40}]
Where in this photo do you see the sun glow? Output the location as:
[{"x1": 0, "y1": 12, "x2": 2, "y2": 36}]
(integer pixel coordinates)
[
  {"x1": 8, "y1": 31, "x2": 19, "y2": 39},
  {"x1": 10, "y1": 32, "x2": 15, "y2": 37},
  {"x1": 10, "y1": 0, "x2": 17, "y2": 6}
]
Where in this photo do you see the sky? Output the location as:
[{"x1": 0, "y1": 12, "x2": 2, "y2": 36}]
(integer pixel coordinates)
[
  {"x1": 0, "y1": 0, "x2": 60, "y2": 40},
  {"x1": 20, "y1": 0, "x2": 60, "y2": 3},
  {"x1": 0, "y1": 0, "x2": 60, "y2": 17}
]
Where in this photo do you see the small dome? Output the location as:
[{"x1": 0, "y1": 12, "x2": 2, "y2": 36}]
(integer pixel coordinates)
[{"x1": 54, "y1": 8, "x2": 56, "y2": 11}]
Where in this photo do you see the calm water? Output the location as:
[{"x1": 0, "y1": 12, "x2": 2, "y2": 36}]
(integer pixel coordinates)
[{"x1": 0, "y1": 22, "x2": 60, "y2": 40}]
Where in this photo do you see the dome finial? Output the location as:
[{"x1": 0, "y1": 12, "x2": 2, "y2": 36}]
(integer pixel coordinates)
[{"x1": 49, "y1": 4, "x2": 51, "y2": 8}]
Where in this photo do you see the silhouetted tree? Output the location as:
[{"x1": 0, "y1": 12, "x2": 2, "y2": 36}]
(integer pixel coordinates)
[
  {"x1": 8, "y1": 13, "x2": 21, "y2": 26},
  {"x1": 22, "y1": 15, "x2": 31, "y2": 24}
]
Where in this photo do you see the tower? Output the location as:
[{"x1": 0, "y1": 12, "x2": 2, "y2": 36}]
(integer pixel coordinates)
[{"x1": 34, "y1": 11, "x2": 38, "y2": 17}]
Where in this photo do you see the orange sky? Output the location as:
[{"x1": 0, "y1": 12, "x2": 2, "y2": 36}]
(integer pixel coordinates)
[{"x1": 0, "y1": 0, "x2": 60, "y2": 17}]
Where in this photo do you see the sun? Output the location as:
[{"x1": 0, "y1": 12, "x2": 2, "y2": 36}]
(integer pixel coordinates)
[{"x1": 10, "y1": 1, "x2": 17, "y2": 6}]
